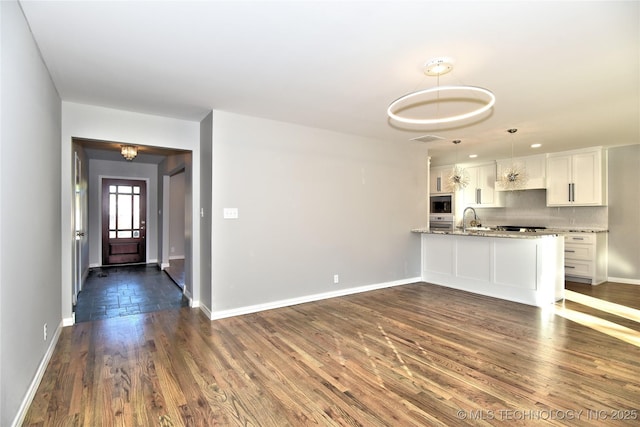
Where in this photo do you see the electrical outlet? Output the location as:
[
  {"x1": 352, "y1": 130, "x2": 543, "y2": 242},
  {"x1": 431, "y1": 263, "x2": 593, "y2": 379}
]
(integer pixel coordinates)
[
  {"x1": 333, "y1": 274, "x2": 339, "y2": 284},
  {"x1": 43, "y1": 323, "x2": 47, "y2": 341}
]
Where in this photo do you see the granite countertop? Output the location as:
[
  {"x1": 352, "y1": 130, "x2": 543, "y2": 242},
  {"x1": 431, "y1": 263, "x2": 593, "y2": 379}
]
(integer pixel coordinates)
[
  {"x1": 543, "y1": 227, "x2": 608, "y2": 233},
  {"x1": 411, "y1": 228, "x2": 560, "y2": 239},
  {"x1": 413, "y1": 226, "x2": 609, "y2": 235}
]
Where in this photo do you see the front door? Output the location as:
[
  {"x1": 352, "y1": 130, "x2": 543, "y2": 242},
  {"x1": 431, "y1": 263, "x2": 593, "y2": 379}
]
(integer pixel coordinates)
[{"x1": 102, "y1": 178, "x2": 147, "y2": 265}]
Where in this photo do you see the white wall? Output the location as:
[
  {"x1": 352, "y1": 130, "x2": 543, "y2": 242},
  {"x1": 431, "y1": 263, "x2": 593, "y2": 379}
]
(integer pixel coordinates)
[
  {"x1": 169, "y1": 171, "x2": 186, "y2": 259},
  {"x1": 1, "y1": 2, "x2": 62, "y2": 425},
  {"x1": 608, "y1": 144, "x2": 640, "y2": 282},
  {"x1": 87, "y1": 159, "x2": 159, "y2": 266},
  {"x1": 199, "y1": 112, "x2": 213, "y2": 312},
  {"x1": 61, "y1": 102, "x2": 201, "y2": 322},
  {"x1": 158, "y1": 152, "x2": 194, "y2": 298},
  {"x1": 209, "y1": 111, "x2": 428, "y2": 314}
]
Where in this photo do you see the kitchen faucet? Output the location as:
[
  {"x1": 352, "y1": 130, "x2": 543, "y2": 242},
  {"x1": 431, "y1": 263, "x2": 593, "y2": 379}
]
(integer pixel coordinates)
[{"x1": 462, "y1": 207, "x2": 478, "y2": 232}]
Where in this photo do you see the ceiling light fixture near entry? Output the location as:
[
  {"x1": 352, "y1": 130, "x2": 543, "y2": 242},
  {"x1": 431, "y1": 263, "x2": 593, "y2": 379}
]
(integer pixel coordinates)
[
  {"x1": 387, "y1": 57, "x2": 496, "y2": 126},
  {"x1": 121, "y1": 145, "x2": 138, "y2": 161}
]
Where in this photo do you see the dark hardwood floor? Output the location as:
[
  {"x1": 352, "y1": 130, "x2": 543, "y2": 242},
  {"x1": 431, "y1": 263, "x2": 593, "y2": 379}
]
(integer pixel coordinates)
[{"x1": 24, "y1": 281, "x2": 639, "y2": 426}]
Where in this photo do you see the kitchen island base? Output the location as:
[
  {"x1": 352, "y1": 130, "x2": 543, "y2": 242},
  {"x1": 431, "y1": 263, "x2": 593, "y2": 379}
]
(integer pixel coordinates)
[{"x1": 420, "y1": 233, "x2": 564, "y2": 307}]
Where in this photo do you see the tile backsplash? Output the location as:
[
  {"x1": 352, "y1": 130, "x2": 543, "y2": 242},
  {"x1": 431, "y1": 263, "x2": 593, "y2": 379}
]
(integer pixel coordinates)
[{"x1": 473, "y1": 189, "x2": 608, "y2": 228}]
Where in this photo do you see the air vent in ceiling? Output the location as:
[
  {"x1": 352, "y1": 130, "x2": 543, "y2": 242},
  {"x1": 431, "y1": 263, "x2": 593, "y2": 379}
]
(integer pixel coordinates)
[{"x1": 410, "y1": 134, "x2": 445, "y2": 143}]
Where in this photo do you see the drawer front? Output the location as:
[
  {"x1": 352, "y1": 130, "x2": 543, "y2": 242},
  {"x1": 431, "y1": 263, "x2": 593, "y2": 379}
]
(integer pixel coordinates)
[
  {"x1": 564, "y1": 233, "x2": 595, "y2": 244},
  {"x1": 564, "y1": 244, "x2": 593, "y2": 261},
  {"x1": 565, "y1": 260, "x2": 592, "y2": 277}
]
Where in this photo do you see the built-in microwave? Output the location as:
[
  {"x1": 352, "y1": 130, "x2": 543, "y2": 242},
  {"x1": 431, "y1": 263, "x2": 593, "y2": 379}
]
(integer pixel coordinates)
[{"x1": 430, "y1": 194, "x2": 454, "y2": 215}]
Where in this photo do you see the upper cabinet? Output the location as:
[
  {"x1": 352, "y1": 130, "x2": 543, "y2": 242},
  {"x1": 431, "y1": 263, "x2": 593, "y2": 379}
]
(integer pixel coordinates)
[
  {"x1": 462, "y1": 162, "x2": 505, "y2": 207},
  {"x1": 430, "y1": 165, "x2": 453, "y2": 194},
  {"x1": 495, "y1": 154, "x2": 546, "y2": 191},
  {"x1": 546, "y1": 147, "x2": 607, "y2": 206}
]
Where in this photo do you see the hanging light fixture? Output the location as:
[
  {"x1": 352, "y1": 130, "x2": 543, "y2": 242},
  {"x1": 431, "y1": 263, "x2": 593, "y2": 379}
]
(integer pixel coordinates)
[
  {"x1": 121, "y1": 145, "x2": 138, "y2": 161},
  {"x1": 447, "y1": 140, "x2": 470, "y2": 191},
  {"x1": 387, "y1": 57, "x2": 496, "y2": 126},
  {"x1": 498, "y1": 128, "x2": 528, "y2": 190}
]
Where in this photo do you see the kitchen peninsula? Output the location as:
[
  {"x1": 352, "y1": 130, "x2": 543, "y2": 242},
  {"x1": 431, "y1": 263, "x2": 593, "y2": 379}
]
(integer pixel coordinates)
[{"x1": 412, "y1": 228, "x2": 565, "y2": 307}]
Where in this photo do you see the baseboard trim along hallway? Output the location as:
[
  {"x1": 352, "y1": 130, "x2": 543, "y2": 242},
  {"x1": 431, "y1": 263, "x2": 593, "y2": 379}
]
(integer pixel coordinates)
[
  {"x1": 11, "y1": 321, "x2": 63, "y2": 427},
  {"x1": 209, "y1": 277, "x2": 422, "y2": 320}
]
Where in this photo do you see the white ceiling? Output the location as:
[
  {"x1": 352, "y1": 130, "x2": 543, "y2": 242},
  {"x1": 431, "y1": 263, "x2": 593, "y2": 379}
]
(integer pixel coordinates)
[{"x1": 19, "y1": 1, "x2": 640, "y2": 165}]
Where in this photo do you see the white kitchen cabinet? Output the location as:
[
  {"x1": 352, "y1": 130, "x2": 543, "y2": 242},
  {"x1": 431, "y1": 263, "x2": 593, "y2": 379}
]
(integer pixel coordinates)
[
  {"x1": 495, "y1": 154, "x2": 546, "y2": 191},
  {"x1": 430, "y1": 165, "x2": 453, "y2": 194},
  {"x1": 546, "y1": 148, "x2": 607, "y2": 206},
  {"x1": 563, "y1": 232, "x2": 608, "y2": 284},
  {"x1": 420, "y1": 233, "x2": 564, "y2": 306},
  {"x1": 462, "y1": 162, "x2": 505, "y2": 207}
]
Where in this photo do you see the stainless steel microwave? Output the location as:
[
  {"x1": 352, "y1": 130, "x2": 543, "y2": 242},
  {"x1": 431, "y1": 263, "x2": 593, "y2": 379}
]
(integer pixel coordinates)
[{"x1": 430, "y1": 194, "x2": 454, "y2": 214}]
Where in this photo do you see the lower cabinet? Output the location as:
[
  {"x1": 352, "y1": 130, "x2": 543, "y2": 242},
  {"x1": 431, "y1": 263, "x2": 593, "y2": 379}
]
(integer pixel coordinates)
[
  {"x1": 564, "y1": 232, "x2": 608, "y2": 284},
  {"x1": 421, "y1": 233, "x2": 565, "y2": 306}
]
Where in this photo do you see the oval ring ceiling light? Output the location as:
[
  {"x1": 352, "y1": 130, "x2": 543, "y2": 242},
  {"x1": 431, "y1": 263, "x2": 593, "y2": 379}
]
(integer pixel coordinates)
[
  {"x1": 387, "y1": 86, "x2": 496, "y2": 125},
  {"x1": 387, "y1": 57, "x2": 495, "y2": 125}
]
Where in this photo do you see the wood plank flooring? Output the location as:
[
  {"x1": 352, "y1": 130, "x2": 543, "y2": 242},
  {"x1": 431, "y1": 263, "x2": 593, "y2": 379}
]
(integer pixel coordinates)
[{"x1": 24, "y1": 282, "x2": 640, "y2": 426}]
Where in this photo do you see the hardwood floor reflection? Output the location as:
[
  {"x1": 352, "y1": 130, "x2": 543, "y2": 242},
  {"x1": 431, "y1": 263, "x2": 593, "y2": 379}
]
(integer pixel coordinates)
[
  {"x1": 566, "y1": 280, "x2": 640, "y2": 309},
  {"x1": 25, "y1": 282, "x2": 639, "y2": 426}
]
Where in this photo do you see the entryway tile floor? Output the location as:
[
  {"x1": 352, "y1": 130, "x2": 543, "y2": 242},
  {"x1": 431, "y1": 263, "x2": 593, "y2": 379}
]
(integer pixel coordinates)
[{"x1": 74, "y1": 264, "x2": 189, "y2": 323}]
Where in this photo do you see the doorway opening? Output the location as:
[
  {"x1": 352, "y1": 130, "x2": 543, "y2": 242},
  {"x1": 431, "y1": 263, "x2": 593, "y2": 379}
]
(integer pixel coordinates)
[
  {"x1": 164, "y1": 170, "x2": 186, "y2": 289},
  {"x1": 70, "y1": 137, "x2": 194, "y2": 324}
]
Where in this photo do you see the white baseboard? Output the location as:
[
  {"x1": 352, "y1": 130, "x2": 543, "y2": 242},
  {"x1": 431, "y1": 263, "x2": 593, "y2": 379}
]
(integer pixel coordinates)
[
  {"x1": 199, "y1": 303, "x2": 212, "y2": 319},
  {"x1": 608, "y1": 277, "x2": 640, "y2": 285},
  {"x1": 89, "y1": 263, "x2": 100, "y2": 268},
  {"x1": 184, "y1": 289, "x2": 209, "y2": 317},
  {"x1": 169, "y1": 255, "x2": 185, "y2": 260},
  {"x1": 209, "y1": 277, "x2": 421, "y2": 321},
  {"x1": 184, "y1": 288, "x2": 193, "y2": 302},
  {"x1": 11, "y1": 320, "x2": 63, "y2": 427},
  {"x1": 62, "y1": 313, "x2": 75, "y2": 327},
  {"x1": 159, "y1": 262, "x2": 170, "y2": 270}
]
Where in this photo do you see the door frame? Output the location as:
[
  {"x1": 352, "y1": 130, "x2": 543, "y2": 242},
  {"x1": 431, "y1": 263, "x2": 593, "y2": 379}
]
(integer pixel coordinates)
[
  {"x1": 99, "y1": 175, "x2": 150, "y2": 266},
  {"x1": 72, "y1": 152, "x2": 85, "y2": 305},
  {"x1": 62, "y1": 131, "x2": 201, "y2": 327}
]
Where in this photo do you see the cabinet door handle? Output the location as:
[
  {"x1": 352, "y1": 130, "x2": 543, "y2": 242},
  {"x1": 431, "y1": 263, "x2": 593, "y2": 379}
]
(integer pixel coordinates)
[
  {"x1": 476, "y1": 188, "x2": 481, "y2": 204},
  {"x1": 568, "y1": 183, "x2": 572, "y2": 202},
  {"x1": 571, "y1": 183, "x2": 575, "y2": 202},
  {"x1": 436, "y1": 177, "x2": 441, "y2": 192},
  {"x1": 565, "y1": 265, "x2": 576, "y2": 269},
  {"x1": 565, "y1": 250, "x2": 576, "y2": 253},
  {"x1": 572, "y1": 237, "x2": 584, "y2": 241}
]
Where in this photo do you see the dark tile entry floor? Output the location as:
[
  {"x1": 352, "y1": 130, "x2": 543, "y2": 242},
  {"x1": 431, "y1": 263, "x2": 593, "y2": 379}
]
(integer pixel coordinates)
[{"x1": 74, "y1": 264, "x2": 189, "y2": 323}]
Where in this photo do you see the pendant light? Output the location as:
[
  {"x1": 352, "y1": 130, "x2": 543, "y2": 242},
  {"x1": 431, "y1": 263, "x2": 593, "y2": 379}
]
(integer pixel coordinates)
[
  {"x1": 387, "y1": 57, "x2": 496, "y2": 126},
  {"x1": 498, "y1": 128, "x2": 528, "y2": 190},
  {"x1": 447, "y1": 140, "x2": 470, "y2": 191}
]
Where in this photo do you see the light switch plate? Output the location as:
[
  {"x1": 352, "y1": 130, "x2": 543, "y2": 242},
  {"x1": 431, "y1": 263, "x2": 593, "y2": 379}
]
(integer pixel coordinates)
[{"x1": 223, "y1": 208, "x2": 239, "y2": 219}]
